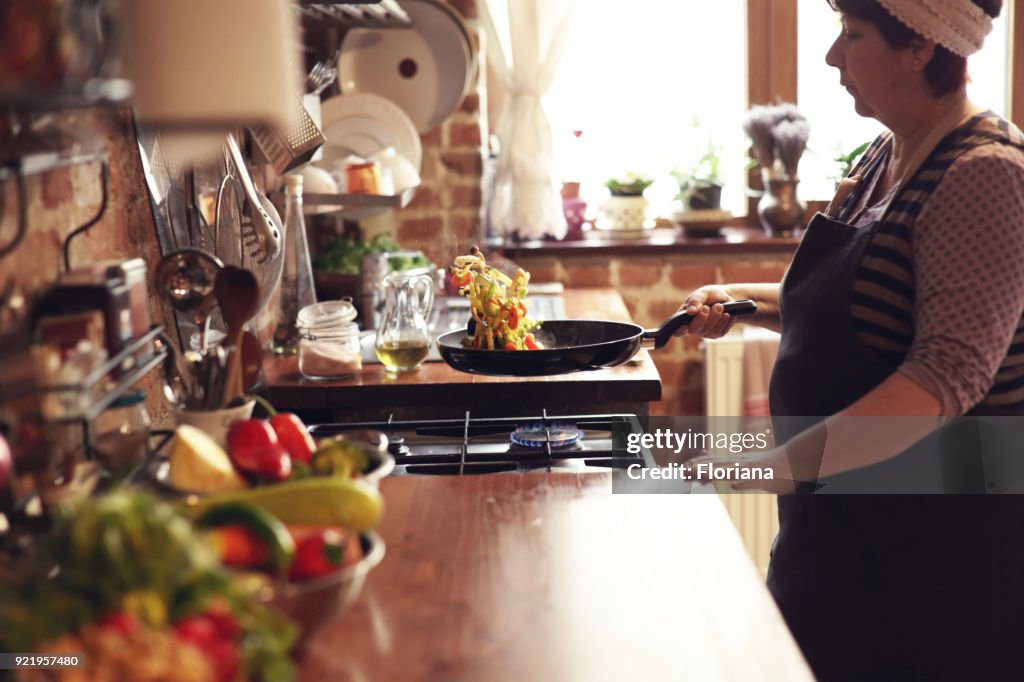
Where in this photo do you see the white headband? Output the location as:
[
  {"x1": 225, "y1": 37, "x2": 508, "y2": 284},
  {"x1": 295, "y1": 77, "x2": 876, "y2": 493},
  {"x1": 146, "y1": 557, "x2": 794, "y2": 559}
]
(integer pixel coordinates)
[{"x1": 875, "y1": 0, "x2": 993, "y2": 57}]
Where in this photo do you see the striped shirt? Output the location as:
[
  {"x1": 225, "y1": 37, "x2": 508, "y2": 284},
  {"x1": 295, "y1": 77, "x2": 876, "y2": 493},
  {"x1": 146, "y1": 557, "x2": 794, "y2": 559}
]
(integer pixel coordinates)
[{"x1": 842, "y1": 112, "x2": 1024, "y2": 415}]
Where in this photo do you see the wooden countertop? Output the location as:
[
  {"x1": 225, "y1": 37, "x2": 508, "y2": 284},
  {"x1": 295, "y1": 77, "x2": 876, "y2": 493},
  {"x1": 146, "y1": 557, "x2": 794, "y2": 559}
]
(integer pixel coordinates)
[
  {"x1": 296, "y1": 474, "x2": 813, "y2": 682},
  {"x1": 265, "y1": 288, "x2": 662, "y2": 419}
]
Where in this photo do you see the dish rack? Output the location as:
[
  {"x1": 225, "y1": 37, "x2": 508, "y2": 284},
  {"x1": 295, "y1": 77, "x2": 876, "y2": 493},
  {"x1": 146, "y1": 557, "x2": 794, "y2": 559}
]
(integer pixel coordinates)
[{"x1": 296, "y1": 1, "x2": 412, "y2": 29}]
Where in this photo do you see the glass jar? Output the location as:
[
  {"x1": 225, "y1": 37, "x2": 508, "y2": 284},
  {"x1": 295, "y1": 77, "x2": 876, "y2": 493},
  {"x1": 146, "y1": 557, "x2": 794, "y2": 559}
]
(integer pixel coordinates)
[
  {"x1": 93, "y1": 389, "x2": 151, "y2": 476},
  {"x1": 297, "y1": 300, "x2": 363, "y2": 380}
]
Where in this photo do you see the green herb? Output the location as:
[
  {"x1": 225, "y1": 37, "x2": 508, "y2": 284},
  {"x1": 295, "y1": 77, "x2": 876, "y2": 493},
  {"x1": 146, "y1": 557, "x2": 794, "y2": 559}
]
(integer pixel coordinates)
[
  {"x1": 604, "y1": 173, "x2": 654, "y2": 197},
  {"x1": 312, "y1": 233, "x2": 429, "y2": 274}
]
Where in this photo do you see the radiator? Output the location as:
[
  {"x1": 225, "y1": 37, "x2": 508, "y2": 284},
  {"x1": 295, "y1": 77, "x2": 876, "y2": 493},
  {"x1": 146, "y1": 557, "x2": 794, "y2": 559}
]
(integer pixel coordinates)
[{"x1": 704, "y1": 329, "x2": 781, "y2": 578}]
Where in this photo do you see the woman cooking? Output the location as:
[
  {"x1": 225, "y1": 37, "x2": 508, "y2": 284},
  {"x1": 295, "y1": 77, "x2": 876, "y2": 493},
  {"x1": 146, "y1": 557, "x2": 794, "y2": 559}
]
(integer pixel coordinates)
[{"x1": 679, "y1": 0, "x2": 1024, "y2": 679}]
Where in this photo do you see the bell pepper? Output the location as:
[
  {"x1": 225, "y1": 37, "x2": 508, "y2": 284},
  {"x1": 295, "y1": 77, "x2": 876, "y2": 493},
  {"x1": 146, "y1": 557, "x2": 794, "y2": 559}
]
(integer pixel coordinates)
[
  {"x1": 226, "y1": 419, "x2": 291, "y2": 481},
  {"x1": 251, "y1": 396, "x2": 316, "y2": 464},
  {"x1": 289, "y1": 529, "x2": 363, "y2": 581},
  {"x1": 508, "y1": 304, "x2": 520, "y2": 330},
  {"x1": 195, "y1": 501, "x2": 296, "y2": 575},
  {"x1": 269, "y1": 413, "x2": 316, "y2": 465}
]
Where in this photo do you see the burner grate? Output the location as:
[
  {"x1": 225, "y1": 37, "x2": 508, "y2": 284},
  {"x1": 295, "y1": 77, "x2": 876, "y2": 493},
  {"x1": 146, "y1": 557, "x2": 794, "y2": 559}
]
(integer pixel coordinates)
[{"x1": 308, "y1": 411, "x2": 650, "y2": 476}]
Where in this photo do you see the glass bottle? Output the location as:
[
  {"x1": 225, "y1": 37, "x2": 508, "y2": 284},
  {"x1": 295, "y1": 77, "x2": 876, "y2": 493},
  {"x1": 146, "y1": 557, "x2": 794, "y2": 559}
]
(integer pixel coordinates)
[{"x1": 273, "y1": 174, "x2": 317, "y2": 355}]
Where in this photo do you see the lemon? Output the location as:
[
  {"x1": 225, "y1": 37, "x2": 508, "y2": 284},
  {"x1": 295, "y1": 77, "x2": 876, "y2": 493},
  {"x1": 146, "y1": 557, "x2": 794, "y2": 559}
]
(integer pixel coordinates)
[{"x1": 169, "y1": 424, "x2": 247, "y2": 493}]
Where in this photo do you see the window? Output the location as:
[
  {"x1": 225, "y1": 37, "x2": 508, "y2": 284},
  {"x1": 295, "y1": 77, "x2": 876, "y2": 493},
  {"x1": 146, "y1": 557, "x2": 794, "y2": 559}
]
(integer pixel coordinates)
[
  {"x1": 797, "y1": 0, "x2": 1010, "y2": 200},
  {"x1": 541, "y1": 1, "x2": 1016, "y2": 218},
  {"x1": 545, "y1": 0, "x2": 748, "y2": 217}
]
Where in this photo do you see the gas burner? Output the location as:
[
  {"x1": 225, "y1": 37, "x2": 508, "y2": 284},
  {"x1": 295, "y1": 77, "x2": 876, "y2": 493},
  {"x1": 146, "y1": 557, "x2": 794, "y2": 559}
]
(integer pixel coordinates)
[
  {"x1": 387, "y1": 434, "x2": 410, "y2": 457},
  {"x1": 509, "y1": 423, "x2": 583, "y2": 449},
  {"x1": 307, "y1": 413, "x2": 654, "y2": 476}
]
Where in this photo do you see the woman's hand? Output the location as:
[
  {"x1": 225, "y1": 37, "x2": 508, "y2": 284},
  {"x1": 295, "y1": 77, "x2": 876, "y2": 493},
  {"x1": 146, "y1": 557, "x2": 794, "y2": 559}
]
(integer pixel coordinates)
[
  {"x1": 687, "y1": 447, "x2": 797, "y2": 495},
  {"x1": 674, "y1": 285, "x2": 740, "y2": 339}
]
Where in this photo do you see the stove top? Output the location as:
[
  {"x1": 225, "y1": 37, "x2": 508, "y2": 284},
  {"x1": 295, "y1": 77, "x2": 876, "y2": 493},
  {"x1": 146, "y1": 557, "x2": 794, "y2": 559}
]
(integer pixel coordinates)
[{"x1": 309, "y1": 412, "x2": 654, "y2": 476}]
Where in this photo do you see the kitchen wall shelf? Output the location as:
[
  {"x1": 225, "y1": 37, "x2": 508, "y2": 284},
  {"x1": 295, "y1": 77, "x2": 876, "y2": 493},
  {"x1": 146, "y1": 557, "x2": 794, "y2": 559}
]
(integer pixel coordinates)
[
  {"x1": 273, "y1": 186, "x2": 416, "y2": 218},
  {"x1": 297, "y1": 0, "x2": 412, "y2": 29}
]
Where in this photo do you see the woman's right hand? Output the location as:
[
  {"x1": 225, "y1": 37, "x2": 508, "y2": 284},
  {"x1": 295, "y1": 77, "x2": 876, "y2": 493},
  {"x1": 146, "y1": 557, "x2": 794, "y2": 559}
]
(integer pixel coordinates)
[{"x1": 674, "y1": 285, "x2": 739, "y2": 339}]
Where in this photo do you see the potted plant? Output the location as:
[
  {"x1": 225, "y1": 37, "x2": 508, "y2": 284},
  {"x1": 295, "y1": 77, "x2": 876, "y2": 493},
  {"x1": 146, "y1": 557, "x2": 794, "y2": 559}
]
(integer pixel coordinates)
[
  {"x1": 671, "y1": 140, "x2": 725, "y2": 212},
  {"x1": 599, "y1": 172, "x2": 654, "y2": 230},
  {"x1": 831, "y1": 141, "x2": 870, "y2": 188}
]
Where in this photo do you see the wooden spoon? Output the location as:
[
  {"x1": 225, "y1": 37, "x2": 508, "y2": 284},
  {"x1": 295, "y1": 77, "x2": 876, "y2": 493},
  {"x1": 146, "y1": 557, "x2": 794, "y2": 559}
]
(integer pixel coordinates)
[
  {"x1": 214, "y1": 266, "x2": 260, "y2": 407},
  {"x1": 241, "y1": 330, "x2": 264, "y2": 393}
]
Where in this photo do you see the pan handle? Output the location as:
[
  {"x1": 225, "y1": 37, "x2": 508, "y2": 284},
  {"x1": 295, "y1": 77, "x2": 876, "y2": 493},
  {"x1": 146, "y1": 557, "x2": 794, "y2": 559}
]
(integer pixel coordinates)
[{"x1": 641, "y1": 299, "x2": 757, "y2": 350}]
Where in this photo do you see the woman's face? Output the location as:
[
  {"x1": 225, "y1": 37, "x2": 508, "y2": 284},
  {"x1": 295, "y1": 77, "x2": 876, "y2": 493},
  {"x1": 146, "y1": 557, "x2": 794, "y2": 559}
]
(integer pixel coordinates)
[{"x1": 825, "y1": 14, "x2": 918, "y2": 122}]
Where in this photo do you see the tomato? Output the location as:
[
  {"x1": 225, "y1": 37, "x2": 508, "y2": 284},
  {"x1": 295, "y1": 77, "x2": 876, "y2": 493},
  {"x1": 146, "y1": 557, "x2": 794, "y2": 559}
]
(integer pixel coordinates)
[
  {"x1": 504, "y1": 342, "x2": 517, "y2": 350},
  {"x1": 508, "y1": 305, "x2": 520, "y2": 330},
  {"x1": 524, "y1": 334, "x2": 539, "y2": 350},
  {"x1": 269, "y1": 413, "x2": 316, "y2": 464},
  {"x1": 98, "y1": 610, "x2": 139, "y2": 636},
  {"x1": 174, "y1": 615, "x2": 218, "y2": 648},
  {"x1": 289, "y1": 529, "x2": 361, "y2": 581},
  {"x1": 174, "y1": 615, "x2": 239, "y2": 682}
]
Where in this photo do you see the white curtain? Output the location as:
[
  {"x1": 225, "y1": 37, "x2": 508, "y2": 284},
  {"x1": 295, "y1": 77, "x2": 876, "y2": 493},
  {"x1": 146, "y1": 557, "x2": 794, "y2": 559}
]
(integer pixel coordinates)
[{"x1": 480, "y1": 0, "x2": 575, "y2": 240}]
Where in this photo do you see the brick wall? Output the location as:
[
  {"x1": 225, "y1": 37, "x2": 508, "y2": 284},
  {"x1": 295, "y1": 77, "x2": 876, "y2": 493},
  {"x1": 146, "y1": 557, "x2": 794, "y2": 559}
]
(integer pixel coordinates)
[
  {"x1": 0, "y1": 107, "x2": 177, "y2": 426},
  {"x1": 514, "y1": 250, "x2": 793, "y2": 416},
  {"x1": 359, "y1": 0, "x2": 488, "y2": 267}
]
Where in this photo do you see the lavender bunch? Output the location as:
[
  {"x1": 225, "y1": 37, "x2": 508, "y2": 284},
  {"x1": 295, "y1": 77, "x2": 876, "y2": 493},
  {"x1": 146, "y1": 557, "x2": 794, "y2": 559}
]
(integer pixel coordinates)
[
  {"x1": 743, "y1": 103, "x2": 810, "y2": 179},
  {"x1": 774, "y1": 119, "x2": 810, "y2": 179},
  {"x1": 742, "y1": 105, "x2": 779, "y2": 169}
]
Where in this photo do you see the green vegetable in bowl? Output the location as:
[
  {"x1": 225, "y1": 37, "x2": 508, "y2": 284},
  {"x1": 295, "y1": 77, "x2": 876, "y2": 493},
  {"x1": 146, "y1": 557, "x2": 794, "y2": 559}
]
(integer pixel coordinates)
[
  {"x1": 312, "y1": 233, "x2": 430, "y2": 275},
  {"x1": 0, "y1": 490, "x2": 297, "y2": 680}
]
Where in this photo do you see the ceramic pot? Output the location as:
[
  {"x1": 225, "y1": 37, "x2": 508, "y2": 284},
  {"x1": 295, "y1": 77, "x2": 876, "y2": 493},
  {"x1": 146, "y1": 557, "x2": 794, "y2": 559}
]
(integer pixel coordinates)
[
  {"x1": 599, "y1": 196, "x2": 649, "y2": 230},
  {"x1": 687, "y1": 183, "x2": 723, "y2": 211}
]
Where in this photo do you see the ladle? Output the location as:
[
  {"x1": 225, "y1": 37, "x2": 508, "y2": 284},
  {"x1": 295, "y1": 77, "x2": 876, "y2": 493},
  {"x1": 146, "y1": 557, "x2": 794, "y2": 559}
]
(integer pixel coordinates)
[
  {"x1": 214, "y1": 266, "x2": 261, "y2": 407},
  {"x1": 154, "y1": 248, "x2": 224, "y2": 351}
]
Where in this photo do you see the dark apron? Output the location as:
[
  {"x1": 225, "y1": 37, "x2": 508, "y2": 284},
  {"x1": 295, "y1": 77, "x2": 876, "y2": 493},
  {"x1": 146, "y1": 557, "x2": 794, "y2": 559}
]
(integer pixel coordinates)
[{"x1": 767, "y1": 163, "x2": 1024, "y2": 680}]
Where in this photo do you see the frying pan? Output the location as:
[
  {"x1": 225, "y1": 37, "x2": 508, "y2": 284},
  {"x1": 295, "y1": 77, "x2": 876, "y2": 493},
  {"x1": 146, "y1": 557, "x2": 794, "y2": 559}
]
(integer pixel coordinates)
[{"x1": 436, "y1": 300, "x2": 757, "y2": 376}]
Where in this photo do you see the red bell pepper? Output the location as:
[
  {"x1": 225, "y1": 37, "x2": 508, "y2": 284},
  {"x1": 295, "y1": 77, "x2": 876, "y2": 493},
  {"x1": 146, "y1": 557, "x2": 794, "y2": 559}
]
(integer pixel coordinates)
[
  {"x1": 226, "y1": 420, "x2": 291, "y2": 481},
  {"x1": 289, "y1": 529, "x2": 362, "y2": 581},
  {"x1": 269, "y1": 413, "x2": 316, "y2": 464},
  {"x1": 251, "y1": 396, "x2": 316, "y2": 464}
]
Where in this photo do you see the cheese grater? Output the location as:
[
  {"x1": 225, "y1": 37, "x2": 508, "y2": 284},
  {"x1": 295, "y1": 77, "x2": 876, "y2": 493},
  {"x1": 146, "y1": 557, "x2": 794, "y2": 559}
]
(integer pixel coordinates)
[{"x1": 248, "y1": 93, "x2": 326, "y2": 174}]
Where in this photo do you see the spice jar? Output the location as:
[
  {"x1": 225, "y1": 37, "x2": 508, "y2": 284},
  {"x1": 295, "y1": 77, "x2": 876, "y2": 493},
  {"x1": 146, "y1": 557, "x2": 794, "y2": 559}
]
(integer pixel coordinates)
[
  {"x1": 93, "y1": 389, "x2": 151, "y2": 476},
  {"x1": 297, "y1": 300, "x2": 363, "y2": 380}
]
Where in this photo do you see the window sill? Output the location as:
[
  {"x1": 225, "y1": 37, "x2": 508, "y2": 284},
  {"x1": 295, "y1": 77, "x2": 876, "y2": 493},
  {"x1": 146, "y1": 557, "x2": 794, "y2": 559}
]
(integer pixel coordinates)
[{"x1": 494, "y1": 226, "x2": 801, "y2": 258}]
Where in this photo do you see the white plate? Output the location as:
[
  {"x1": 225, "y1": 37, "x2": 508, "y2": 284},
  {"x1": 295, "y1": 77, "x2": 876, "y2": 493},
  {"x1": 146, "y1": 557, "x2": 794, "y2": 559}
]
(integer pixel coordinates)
[
  {"x1": 338, "y1": 0, "x2": 475, "y2": 133},
  {"x1": 320, "y1": 93, "x2": 422, "y2": 172},
  {"x1": 321, "y1": 116, "x2": 400, "y2": 168}
]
